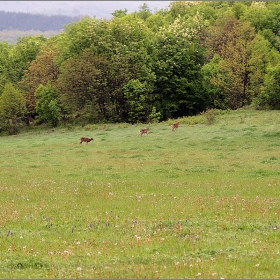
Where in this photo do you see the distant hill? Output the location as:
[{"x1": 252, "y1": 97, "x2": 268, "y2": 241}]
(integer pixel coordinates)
[
  {"x1": 0, "y1": 1, "x2": 171, "y2": 43},
  {"x1": 0, "y1": 1, "x2": 171, "y2": 19},
  {"x1": 0, "y1": 10, "x2": 81, "y2": 32}
]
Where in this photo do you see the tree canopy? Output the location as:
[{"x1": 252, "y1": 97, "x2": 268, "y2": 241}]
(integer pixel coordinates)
[{"x1": 0, "y1": 1, "x2": 280, "y2": 134}]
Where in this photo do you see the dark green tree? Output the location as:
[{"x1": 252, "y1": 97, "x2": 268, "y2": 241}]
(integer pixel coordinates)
[
  {"x1": 123, "y1": 79, "x2": 151, "y2": 124},
  {"x1": 111, "y1": 9, "x2": 128, "y2": 18},
  {"x1": 260, "y1": 65, "x2": 280, "y2": 109},
  {"x1": 154, "y1": 14, "x2": 208, "y2": 119},
  {"x1": 137, "y1": 3, "x2": 152, "y2": 21},
  {"x1": 201, "y1": 54, "x2": 225, "y2": 109},
  {"x1": 35, "y1": 82, "x2": 61, "y2": 126},
  {"x1": 7, "y1": 36, "x2": 47, "y2": 84}
]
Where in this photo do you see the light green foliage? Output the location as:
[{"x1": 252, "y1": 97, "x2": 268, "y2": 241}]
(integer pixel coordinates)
[
  {"x1": 35, "y1": 82, "x2": 61, "y2": 126},
  {"x1": 0, "y1": 82, "x2": 26, "y2": 135},
  {"x1": 18, "y1": 42, "x2": 60, "y2": 116},
  {"x1": 0, "y1": 82, "x2": 26, "y2": 123},
  {"x1": 123, "y1": 79, "x2": 149, "y2": 124},
  {"x1": 7, "y1": 36, "x2": 47, "y2": 84},
  {"x1": 61, "y1": 17, "x2": 97, "y2": 58},
  {"x1": 202, "y1": 108, "x2": 217, "y2": 125},
  {"x1": 256, "y1": 65, "x2": 280, "y2": 109},
  {"x1": 1, "y1": 109, "x2": 280, "y2": 278},
  {"x1": 148, "y1": 106, "x2": 161, "y2": 123},
  {"x1": 241, "y1": 2, "x2": 273, "y2": 32},
  {"x1": 201, "y1": 54, "x2": 224, "y2": 109},
  {"x1": 248, "y1": 33, "x2": 272, "y2": 98},
  {"x1": 0, "y1": 42, "x2": 12, "y2": 94}
]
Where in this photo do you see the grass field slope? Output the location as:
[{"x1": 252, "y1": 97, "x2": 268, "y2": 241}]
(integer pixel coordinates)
[{"x1": 1, "y1": 108, "x2": 280, "y2": 278}]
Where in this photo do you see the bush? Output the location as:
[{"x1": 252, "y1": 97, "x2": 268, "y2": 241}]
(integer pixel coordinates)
[{"x1": 202, "y1": 109, "x2": 217, "y2": 125}]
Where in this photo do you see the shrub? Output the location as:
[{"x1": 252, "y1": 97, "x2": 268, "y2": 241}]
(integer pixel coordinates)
[{"x1": 202, "y1": 109, "x2": 217, "y2": 125}]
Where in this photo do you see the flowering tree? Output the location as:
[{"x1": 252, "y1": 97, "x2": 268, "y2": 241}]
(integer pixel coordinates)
[{"x1": 154, "y1": 13, "x2": 208, "y2": 119}]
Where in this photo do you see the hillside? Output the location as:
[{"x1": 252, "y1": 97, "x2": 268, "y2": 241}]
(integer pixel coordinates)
[
  {"x1": 0, "y1": 1, "x2": 171, "y2": 43},
  {"x1": 0, "y1": 10, "x2": 81, "y2": 32},
  {"x1": 0, "y1": 1, "x2": 171, "y2": 19}
]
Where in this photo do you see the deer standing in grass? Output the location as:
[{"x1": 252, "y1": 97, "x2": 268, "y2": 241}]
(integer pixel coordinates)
[
  {"x1": 139, "y1": 128, "x2": 150, "y2": 136},
  {"x1": 80, "y1": 137, "x2": 94, "y2": 144},
  {"x1": 171, "y1": 122, "x2": 180, "y2": 131}
]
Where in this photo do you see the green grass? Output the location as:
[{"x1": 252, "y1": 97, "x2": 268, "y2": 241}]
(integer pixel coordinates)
[{"x1": 1, "y1": 108, "x2": 280, "y2": 278}]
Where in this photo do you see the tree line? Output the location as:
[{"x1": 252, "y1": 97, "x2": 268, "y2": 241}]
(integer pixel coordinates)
[
  {"x1": 0, "y1": 1, "x2": 280, "y2": 135},
  {"x1": 0, "y1": 11, "x2": 81, "y2": 31}
]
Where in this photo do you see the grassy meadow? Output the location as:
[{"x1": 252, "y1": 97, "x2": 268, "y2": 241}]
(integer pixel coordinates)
[{"x1": 1, "y1": 108, "x2": 280, "y2": 278}]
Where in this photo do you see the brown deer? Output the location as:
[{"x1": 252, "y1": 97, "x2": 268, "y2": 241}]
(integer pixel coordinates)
[
  {"x1": 26, "y1": 116, "x2": 35, "y2": 125},
  {"x1": 171, "y1": 122, "x2": 180, "y2": 131},
  {"x1": 80, "y1": 137, "x2": 94, "y2": 144},
  {"x1": 139, "y1": 128, "x2": 150, "y2": 136}
]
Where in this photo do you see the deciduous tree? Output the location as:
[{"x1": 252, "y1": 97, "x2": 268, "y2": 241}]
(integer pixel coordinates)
[
  {"x1": 18, "y1": 43, "x2": 59, "y2": 116},
  {"x1": 205, "y1": 17, "x2": 257, "y2": 109},
  {"x1": 35, "y1": 82, "x2": 61, "y2": 126},
  {"x1": 154, "y1": 13, "x2": 208, "y2": 119},
  {"x1": 0, "y1": 83, "x2": 26, "y2": 133}
]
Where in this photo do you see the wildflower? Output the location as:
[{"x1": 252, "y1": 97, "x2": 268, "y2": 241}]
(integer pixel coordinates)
[{"x1": 135, "y1": 235, "x2": 141, "y2": 240}]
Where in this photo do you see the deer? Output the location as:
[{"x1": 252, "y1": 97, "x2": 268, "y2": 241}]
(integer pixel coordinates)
[
  {"x1": 80, "y1": 137, "x2": 94, "y2": 144},
  {"x1": 171, "y1": 122, "x2": 180, "y2": 131},
  {"x1": 138, "y1": 128, "x2": 150, "y2": 136},
  {"x1": 26, "y1": 116, "x2": 35, "y2": 125}
]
